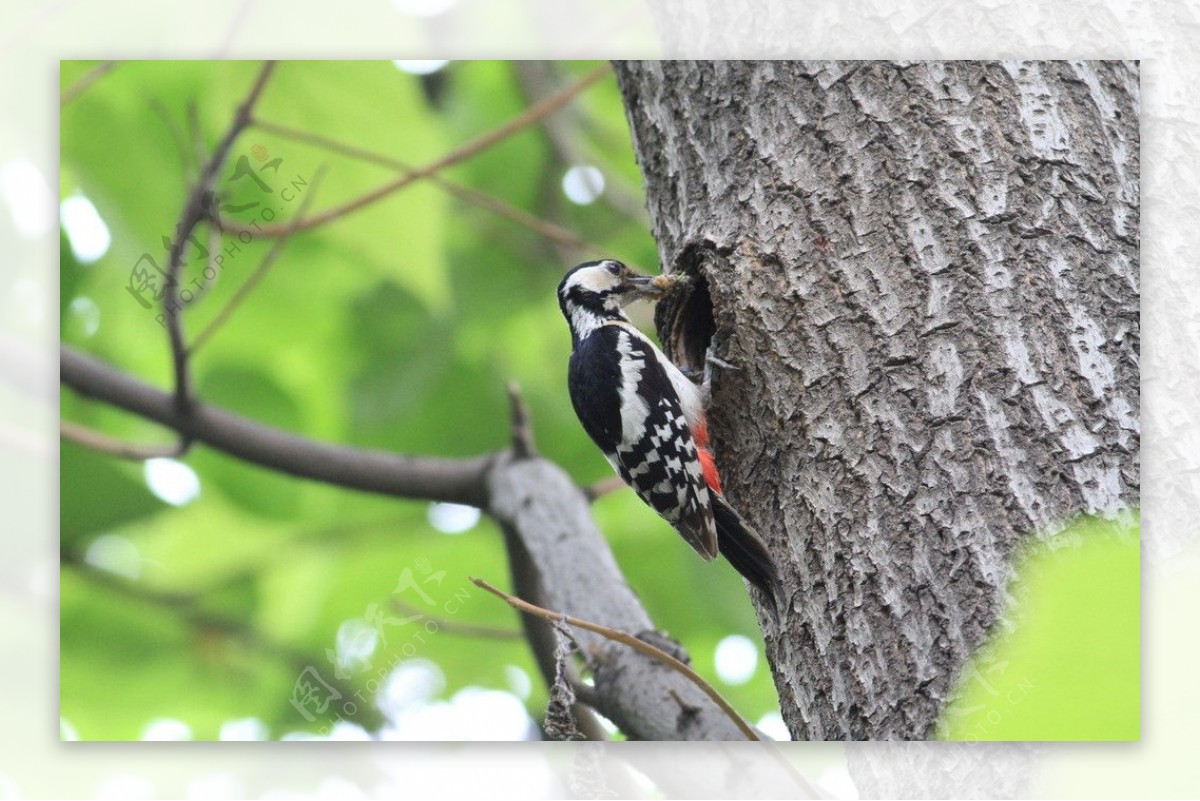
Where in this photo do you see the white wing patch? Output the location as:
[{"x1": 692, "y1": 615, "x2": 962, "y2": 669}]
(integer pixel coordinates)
[
  {"x1": 601, "y1": 321, "x2": 704, "y2": 428},
  {"x1": 616, "y1": 330, "x2": 651, "y2": 443}
]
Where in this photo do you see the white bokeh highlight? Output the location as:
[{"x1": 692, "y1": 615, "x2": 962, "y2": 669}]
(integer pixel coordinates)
[
  {"x1": 381, "y1": 686, "x2": 534, "y2": 741},
  {"x1": 59, "y1": 718, "x2": 80, "y2": 741},
  {"x1": 84, "y1": 534, "x2": 141, "y2": 581},
  {"x1": 335, "y1": 618, "x2": 380, "y2": 672},
  {"x1": 561, "y1": 165, "x2": 605, "y2": 205},
  {"x1": 427, "y1": 501, "x2": 480, "y2": 534},
  {"x1": 755, "y1": 710, "x2": 791, "y2": 741},
  {"x1": 394, "y1": 60, "x2": 449, "y2": 75},
  {"x1": 60, "y1": 192, "x2": 111, "y2": 263},
  {"x1": 504, "y1": 664, "x2": 532, "y2": 701},
  {"x1": 143, "y1": 458, "x2": 201, "y2": 507},
  {"x1": 218, "y1": 717, "x2": 268, "y2": 741},
  {"x1": 378, "y1": 659, "x2": 446, "y2": 721},
  {"x1": 66, "y1": 296, "x2": 100, "y2": 338},
  {"x1": 714, "y1": 634, "x2": 759, "y2": 685},
  {"x1": 140, "y1": 718, "x2": 193, "y2": 741},
  {"x1": 326, "y1": 721, "x2": 372, "y2": 741}
]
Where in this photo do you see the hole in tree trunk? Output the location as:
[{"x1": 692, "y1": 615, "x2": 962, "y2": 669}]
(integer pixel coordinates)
[{"x1": 654, "y1": 255, "x2": 715, "y2": 375}]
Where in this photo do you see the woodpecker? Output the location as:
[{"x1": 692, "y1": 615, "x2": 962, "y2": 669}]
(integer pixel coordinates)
[{"x1": 557, "y1": 258, "x2": 781, "y2": 611}]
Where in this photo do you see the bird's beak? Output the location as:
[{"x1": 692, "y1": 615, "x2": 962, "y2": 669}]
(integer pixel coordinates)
[{"x1": 620, "y1": 272, "x2": 676, "y2": 300}]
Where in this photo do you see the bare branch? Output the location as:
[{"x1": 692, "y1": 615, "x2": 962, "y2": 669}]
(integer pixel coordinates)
[
  {"x1": 61, "y1": 346, "x2": 492, "y2": 507},
  {"x1": 187, "y1": 101, "x2": 206, "y2": 172},
  {"x1": 583, "y1": 475, "x2": 626, "y2": 502},
  {"x1": 149, "y1": 98, "x2": 198, "y2": 179},
  {"x1": 188, "y1": 166, "x2": 326, "y2": 355},
  {"x1": 160, "y1": 61, "x2": 277, "y2": 434},
  {"x1": 471, "y1": 577, "x2": 759, "y2": 741},
  {"x1": 389, "y1": 597, "x2": 521, "y2": 641},
  {"x1": 220, "y1": 63, "x2": 612, "y2": 237},
  {"x1": 62, "y1": 549, "x2": 303, "y2": 660},
  {"x1": 507, "y1": 381, "x2": 537, "y2": 459},
  {"x1": 191, "y1": 223, "x2": 224, "y2": 303},
  {"x1": 489, "y1": 457, "x2": 756, "y2": 740},
  {"x1": 60, "y1": 61, "x2": 120, "y2": 105},
  {"x1": 60, "y1": 419, "x2": 186, "y2": 461},
  {"x1": 252, "y1": 118, "x2": 596, "y2": 253}
]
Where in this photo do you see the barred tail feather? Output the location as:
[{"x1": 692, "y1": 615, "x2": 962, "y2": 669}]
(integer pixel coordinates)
[{"x1": 712, "y1": 494, "x2": 781, "y2": 614}]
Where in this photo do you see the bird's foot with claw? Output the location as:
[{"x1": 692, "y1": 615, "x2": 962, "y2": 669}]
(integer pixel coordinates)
[{"x1": 699, "y1": 345, "x2": 741, "y2": 403}]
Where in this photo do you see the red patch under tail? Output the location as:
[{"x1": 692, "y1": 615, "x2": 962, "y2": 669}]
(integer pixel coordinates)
[{"x1": 692, "y1": 417, "x2": 723, "y2": 494}]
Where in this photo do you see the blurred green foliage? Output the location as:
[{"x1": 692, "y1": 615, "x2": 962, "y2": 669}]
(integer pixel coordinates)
[
  {"x1": 937, "y1": 513, "x2": 1140, "y2": 741},
  {"x1": 59, "y1": 60, "x2": 776, "y2": 741}
]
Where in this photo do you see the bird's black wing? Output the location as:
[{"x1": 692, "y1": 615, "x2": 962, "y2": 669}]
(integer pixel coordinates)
[{"x1": 568, "y1": 325, "x2": 717, "y2": 559}]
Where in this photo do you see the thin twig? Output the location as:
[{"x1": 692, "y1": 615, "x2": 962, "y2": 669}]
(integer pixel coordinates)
[
  {"x1": 512, "y1": 62, "x2": 648, "y2": 223},
  {"x1": 390, "y1": 597, "x2": 522, "y2": 640},
  {"x1": 569, "y1": 675, "x2": 602, "y2": 710},
  {"x1": 192, "y1": 223, "x2": 224, "y2": 301},
  {"x1": 507, "y1": 381, "x2": 537, "y2": 459},
  {"x1": 60, "y1": 60, "x2": 120, "y2": 105},
  {"x1": 252, "y1": 118, "x2": 597, "y2": 253},
  {"x1": 60, "y1": 419, "x2": 186, "y2": 461},
  {"x1": 470, "y1": 576, "x2": 760, "y2": 741},
  {"x1": 583, "y1": 475, "x2": 626, "y2": 502},
  {"x1": 162, "y1": 60, "x2": 277, "y2": 421},
  {"x1": 220, "y1": 62, "x2": 612, "y2": 237},
  {"x1": 149, "y1": 98, "x2": 196, "y2": 178},
  {"x1": 189, "y1": 165, "x2": 326, "y2": 355},
  {"x1": 187, "y1": 102, "x2": 206, "y2": 174}
]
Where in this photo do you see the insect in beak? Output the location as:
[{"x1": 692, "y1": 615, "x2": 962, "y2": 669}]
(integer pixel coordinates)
[{"x1": 620, "y1": 272, "x2": 680, "y2": 299}]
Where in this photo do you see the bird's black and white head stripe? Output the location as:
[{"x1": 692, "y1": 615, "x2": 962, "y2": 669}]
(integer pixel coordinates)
[
  {"x1": 557, "y1": 259, "x2": 656, "y2": 346},
  {"x1": 557, "y1": 259, "x2": 629, "y2": 309}
]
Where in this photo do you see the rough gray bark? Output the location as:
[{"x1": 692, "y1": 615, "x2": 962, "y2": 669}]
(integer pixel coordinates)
[{"x1": 614, "y1": 60, "x2": 1140, "y2": 740}]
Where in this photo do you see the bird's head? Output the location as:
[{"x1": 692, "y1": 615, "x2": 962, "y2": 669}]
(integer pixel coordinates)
[{"x1": 557, "y1": 260, "x2": 672, "y2": 330}]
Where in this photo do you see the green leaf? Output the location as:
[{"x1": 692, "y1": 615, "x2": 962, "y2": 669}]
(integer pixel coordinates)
[
  {"x1": 59, "y1": 441, "x2": 164, "y2": 547},
  {"x1": 937, "y1": 513, "x2": 1140, "y2": 741}
]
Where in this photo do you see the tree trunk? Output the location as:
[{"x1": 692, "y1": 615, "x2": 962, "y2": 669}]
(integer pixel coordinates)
[{"x1": 614, "y1": 60, "x2": 1139, "y2": 740}]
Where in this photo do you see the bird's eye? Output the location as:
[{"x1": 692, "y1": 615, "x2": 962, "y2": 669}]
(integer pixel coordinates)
[{"x1": 606, "y1": 261, "x2": 622, "y2": 276}]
